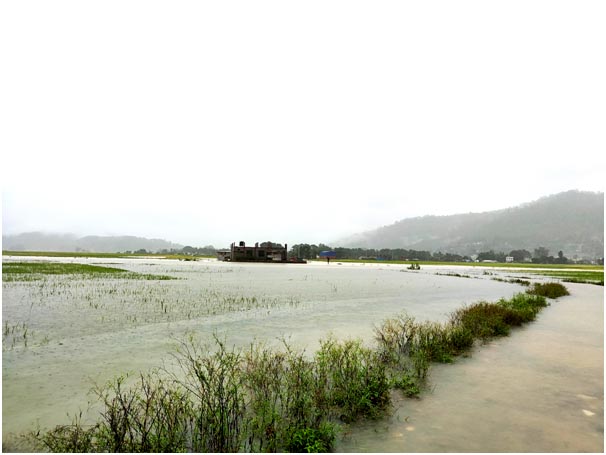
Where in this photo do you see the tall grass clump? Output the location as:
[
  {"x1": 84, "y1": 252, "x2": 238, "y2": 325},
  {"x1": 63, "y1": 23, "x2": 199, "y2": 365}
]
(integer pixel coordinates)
[
  {"x1": 315, "y1": 337, "x2": 390, "y2": 422},
  {"x1": 526, "y1": 282, "x2": 570, "y2": 299},
  {"x1": 30, "y1": 337, "x2": 340, "y2": 453},
  {"x1": 31, "y1": 339, "x2": 248, "y2": 453},
  {"x1": 450, "y1": 293, "x2": 548, "y2": 340},
  {"x1": 242, "y1": 341, "x2": 334, "y2": 452},
  {"x1": 171, "y1": 337, "x2": 246, "y2": 452},
  {"x1": 34, "y1": 373, "x2": 192, "y2": 453},
  {"x1": 374, "y1": 314, "x2": 473, "y2": 396}
]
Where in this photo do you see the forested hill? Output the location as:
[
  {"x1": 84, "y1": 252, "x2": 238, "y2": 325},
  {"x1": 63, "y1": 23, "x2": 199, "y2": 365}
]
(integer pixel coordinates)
[{"x1": 337, "y1": 190, "x2": 604, "y2": 260}]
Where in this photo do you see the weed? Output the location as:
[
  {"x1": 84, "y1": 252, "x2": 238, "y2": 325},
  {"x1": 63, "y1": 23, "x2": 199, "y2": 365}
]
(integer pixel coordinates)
[
  {"x1": 525, "y1": 270, "x2": 604, "y2": 285},
  {"x1": 315, "y1": 337, "x2": 390, "y2": 422},
  {"x1": 2, "y1": 262, "x2": 177, "y2": 281},
  {"x1": 2, "y1": 321, "x2": 32, "y2": 350},
  {"x1": 436, "y1": 272, "x2": 472, "y2": 278},
  {"x1": 391, "y1": 373, "x2": 421, "y2": 397},
  {"x1": 526, "y1": 282, "x2": 570, "y2": 298},
  {"x1": 491, "y1": 277, "x2": 531, "y2": 286},
  {"x1": 286, "y1": 422, "x2": 335, "y2": 453}
]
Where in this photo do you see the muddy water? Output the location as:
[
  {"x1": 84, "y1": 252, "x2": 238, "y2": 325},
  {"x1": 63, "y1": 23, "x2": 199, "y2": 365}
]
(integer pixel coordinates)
[
  {"x1": 337, "y1": 282, "x2": 604, "y2": 452},
  {"x1": 2, "y1": 258, "x2": 603, "y2": 452}
]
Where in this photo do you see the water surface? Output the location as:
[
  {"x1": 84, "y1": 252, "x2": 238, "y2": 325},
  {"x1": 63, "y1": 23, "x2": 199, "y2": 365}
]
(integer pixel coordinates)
[{"x1": 2, "y1": 258, "x2": 602, "y2": 451}]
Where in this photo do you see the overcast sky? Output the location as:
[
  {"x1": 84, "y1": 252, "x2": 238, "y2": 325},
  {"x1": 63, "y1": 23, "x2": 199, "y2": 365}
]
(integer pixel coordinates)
[{"x1": 2, "y1": 1, "x2": 604, "y2": 248}]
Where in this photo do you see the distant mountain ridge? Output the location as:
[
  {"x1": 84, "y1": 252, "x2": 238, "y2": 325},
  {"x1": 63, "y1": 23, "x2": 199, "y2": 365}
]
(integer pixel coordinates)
[
  {"x1": 2, "y1": 232, "x2": 184, "y2": 253},
  {"x1": 336, "y1": 190, "x2": 604, "y2": 259}
]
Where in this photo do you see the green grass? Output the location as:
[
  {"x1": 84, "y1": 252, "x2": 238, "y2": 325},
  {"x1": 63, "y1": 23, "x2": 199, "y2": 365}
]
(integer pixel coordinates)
[
  {"x1": 310, "y1": 258, "x2": 603, "y2": 270},
  {"x1": 526, "y1": 282, "x2": 571, "y2": 298},
  {"x1": 2, "y1": 262, "x2": 176, "y2": 281},
  {"x1": 525, "y1": 270, "x2": 604, "y2": 285},
  {"x1": 3, "y1": 251, "x2": 141, "y2": 258},
  {"x1": 2, "y1": 251, "x2": 215, "y2": 260},
  {"x1": 435, "y1": 272, "x2": 473, "y2": 278},
  {"x1": 491, "y1": 277, "x2": 531, "y2": 286}
]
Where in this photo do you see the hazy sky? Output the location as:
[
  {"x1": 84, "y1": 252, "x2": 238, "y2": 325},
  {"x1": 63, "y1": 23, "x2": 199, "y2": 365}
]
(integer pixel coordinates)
[{"x1": 2, "y1": 1, "x2": 604, "y2": 248}]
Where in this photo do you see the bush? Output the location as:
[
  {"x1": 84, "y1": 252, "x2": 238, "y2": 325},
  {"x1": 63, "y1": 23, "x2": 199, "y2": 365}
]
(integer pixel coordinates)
[
  {"x1": 391, "y1": 373, "x2": 421, "y2": 397},
  {"x1": 527, "y1": 282, "x2": 570, "y2": 299},
  {"x1": 451, "y1": 302, "x2": 512, "y2": 339},
  {"x1": 498, "y1": 293, "x2": 548, "y2": 324},
  {"x1": 242, "y1": 342, "x2": 328, "y2": 452},
  {"x1": 315, "y1": 337, "x2": 391, "y2": 421},
  {"x1": 286, "y1": 422, "x2": 336, "y2": 453}
]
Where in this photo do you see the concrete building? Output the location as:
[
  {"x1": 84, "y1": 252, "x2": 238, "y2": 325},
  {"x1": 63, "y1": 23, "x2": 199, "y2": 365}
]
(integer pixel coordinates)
[{"x1": 217, "y1": 241, "x2": 288, "y2": 262}]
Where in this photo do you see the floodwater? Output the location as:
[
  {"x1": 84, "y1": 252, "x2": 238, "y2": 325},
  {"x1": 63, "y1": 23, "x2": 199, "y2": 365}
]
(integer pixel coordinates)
[
  {"x1": 2, "y1": 257, "x2": 603, "y2": 452},
  {"x1": 337, "y1": 281, "x2": 604, "y2": 452}
]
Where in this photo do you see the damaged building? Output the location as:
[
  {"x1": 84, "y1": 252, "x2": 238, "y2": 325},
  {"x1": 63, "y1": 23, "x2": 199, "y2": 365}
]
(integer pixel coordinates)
[{"x1": 217, "y1": 241, "x2": 290, "y2": 262}]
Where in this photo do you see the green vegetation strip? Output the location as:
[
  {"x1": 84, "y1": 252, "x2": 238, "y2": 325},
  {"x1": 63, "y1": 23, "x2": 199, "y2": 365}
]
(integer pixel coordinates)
[
  {"x1": 2, "y1": 262, "x2": 176, "y2": 281},
  {"x1": 27, "y1": 283, "x2": 569, "y2": 453},
  {"x1": 3, "y1": 251, "x2": 140, "y2": 258},
  {"x1": 524, "y1": 270, "x2": 604, "y2": 285},
  {"x1": 312, "y1": 258, "x2": 603, "y2": 270},
  {"x1": 3, "y1": 251, "x2": 215, "y2": 260}
]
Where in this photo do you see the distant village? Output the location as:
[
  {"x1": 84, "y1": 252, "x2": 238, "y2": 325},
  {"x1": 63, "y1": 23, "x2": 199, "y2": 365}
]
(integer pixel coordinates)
[{"x1": 141, "y1": 242, "x2": 603, "y2": 265}]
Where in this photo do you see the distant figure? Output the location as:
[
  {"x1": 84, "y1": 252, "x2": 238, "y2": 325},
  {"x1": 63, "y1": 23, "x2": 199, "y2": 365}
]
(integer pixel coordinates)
[{"x1": 327, "y1": 257, "x2": 330, "y2": 264}]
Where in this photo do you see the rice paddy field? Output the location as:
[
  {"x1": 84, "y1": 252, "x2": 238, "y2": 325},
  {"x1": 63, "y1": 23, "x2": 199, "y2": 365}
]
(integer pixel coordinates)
[{"x1": 2, "y1": 256, "x2": 603, "y2": 452}]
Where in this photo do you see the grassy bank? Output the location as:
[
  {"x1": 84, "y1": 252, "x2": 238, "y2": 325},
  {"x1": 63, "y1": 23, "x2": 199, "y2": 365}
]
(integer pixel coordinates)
[
  {"x1": 310, "y1": 258, "x2": 603, "y2": 270},
  {"x1": 525, "y1": 269, "x2": 604, "y2": 285},
  {"x1": 25, "y1": 282, "x2": 569, "y2": 452}
]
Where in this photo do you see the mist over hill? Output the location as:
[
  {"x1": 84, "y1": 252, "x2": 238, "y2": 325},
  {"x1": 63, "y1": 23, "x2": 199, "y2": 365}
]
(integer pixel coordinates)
[
  {"x1": 2, "y1": 232, "x2": 184, "y2": 253},
  {"x1": 336, "y1": 190, "x2": 604, "y2": 260}
]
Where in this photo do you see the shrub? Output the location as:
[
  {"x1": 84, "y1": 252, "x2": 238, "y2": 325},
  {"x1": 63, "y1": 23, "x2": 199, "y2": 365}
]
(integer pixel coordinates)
[
  {"x1": 498, "y1": 293, "x2": 548, "y2": 324},
  {"x1": 450, "y1": 303, "x2": 511, "y2": 339},
  {"x1": 446, "y1": 324, "x2": 474, "y2": 353},
  {"x1": 33, "y1": 413, "x2": 98, "y2": 452},
  {"x1": 527, "y1": 282, "x2": 570, "y2": 299},
  {"x1": 242, "y1": 342, "x2": 328, "y2": 452},
  {"x1": 286, "y1": 422, "x2": 336, "y2": 453},
  {"x1": 173, "y1": 337, "x2": 246, "y2": 452},
  {"x1": 391, "y1": 373, "x2": 421, "y2": 397},
  {"x1": 315, "y1": 337, "x2": 390, "y2": 421}
]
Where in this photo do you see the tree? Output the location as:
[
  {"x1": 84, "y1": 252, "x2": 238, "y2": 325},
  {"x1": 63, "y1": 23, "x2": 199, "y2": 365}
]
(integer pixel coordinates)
[
  {"x1": 509, "y1": 249, "x2": 531, "y2": 262},
  {"x1": 555, "y1": 250, "x2": 568, "y2": 264},
  {"x1": 533, "y1": 247, "x2": 550, "y2": 260}
]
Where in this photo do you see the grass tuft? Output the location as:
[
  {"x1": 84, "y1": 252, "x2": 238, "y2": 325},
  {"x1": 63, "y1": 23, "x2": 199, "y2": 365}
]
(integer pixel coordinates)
[
  {"x1": 526, "y1": 282, "x2": 570, "y2": 298},
  {"x1": 2, "y1": 262, "x2": 177, "y2": 281}
]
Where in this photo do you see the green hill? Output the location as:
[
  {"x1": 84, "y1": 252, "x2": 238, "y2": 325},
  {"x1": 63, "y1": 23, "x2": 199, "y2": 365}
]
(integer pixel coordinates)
[{"x1": 337, "y1": 190, "x2": 604, "y2": 260}]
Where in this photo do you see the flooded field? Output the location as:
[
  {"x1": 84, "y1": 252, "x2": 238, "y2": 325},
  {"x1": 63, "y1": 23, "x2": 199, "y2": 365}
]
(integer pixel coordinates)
[{"x1": 2, "y1": 257, "x2": 603, "y2": 451}]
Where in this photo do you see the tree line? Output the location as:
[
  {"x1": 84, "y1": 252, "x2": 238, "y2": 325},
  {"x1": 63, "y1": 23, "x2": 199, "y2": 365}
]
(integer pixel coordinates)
[
  {"x1": 125, "y1": 243, "x2": 597, "y2": 265},
  {"x1": 288, "y1": 244, "x2": 585, "y2": 264},
  {"x1": 288, "y1": 244, "x2": 463, "y2": 262}
]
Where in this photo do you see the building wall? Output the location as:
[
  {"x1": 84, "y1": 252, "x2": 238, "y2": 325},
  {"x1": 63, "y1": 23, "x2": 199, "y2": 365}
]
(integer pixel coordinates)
[{"x1": 230, "y1": 244, "x2": 287, "y2": 262}]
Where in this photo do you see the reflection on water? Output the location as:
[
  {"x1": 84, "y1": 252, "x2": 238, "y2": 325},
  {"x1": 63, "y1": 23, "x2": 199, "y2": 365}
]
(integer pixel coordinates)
[{"x1": 2, "y1": 259, "x2": 603, "y2": 451}]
